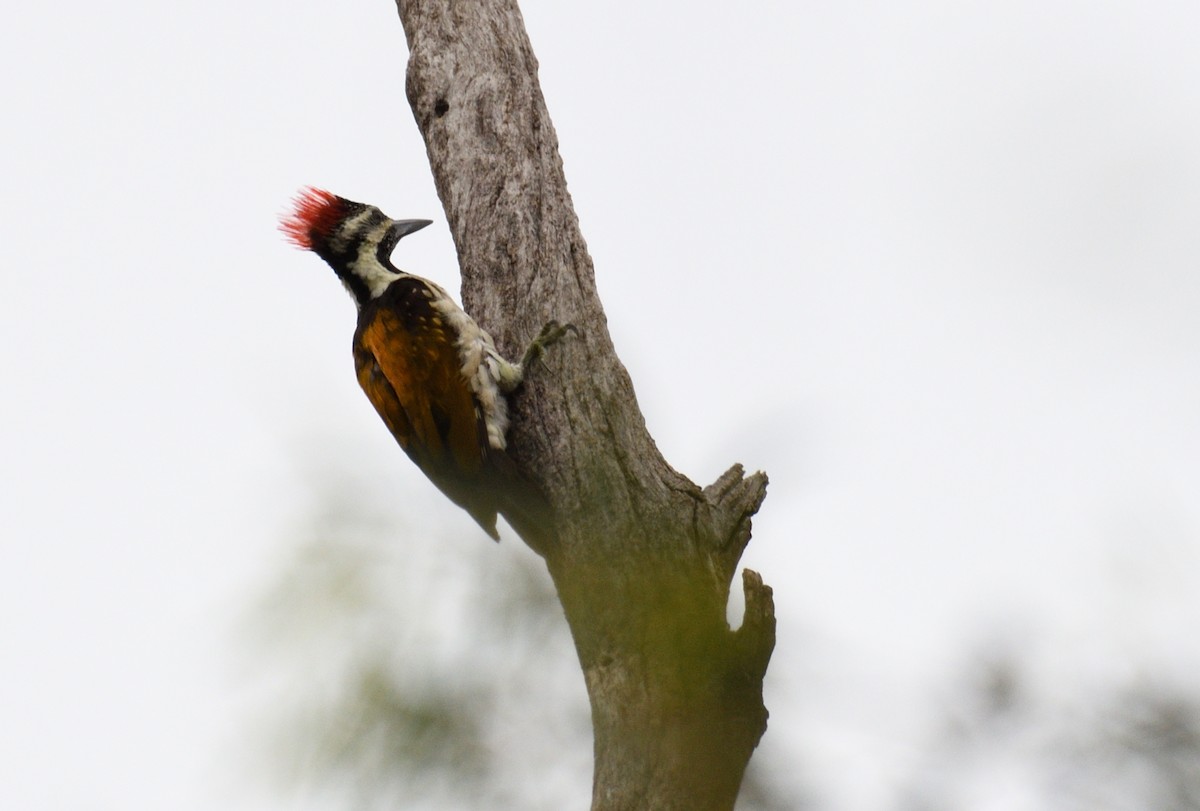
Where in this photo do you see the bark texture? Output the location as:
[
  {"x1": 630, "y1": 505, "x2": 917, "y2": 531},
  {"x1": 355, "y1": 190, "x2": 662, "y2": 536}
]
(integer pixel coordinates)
[{"x1": 393, "y1": 2, "x2": 774, "y2": 808}]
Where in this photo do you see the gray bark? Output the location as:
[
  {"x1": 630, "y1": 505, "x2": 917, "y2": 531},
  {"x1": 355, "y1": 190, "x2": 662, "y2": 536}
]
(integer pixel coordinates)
[{"x1": 393, "y1": 2, "x2": 775, "y2": 808}]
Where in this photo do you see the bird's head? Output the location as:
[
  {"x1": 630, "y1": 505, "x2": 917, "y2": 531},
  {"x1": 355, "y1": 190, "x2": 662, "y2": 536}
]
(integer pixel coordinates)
[{"x1": 280, "y1": 187, "x2": 431, "y2": 307}]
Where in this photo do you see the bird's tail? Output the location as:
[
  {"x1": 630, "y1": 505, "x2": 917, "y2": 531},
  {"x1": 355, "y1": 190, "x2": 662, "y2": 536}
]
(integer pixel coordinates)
[{"x1": 488, "y1": 451, "x2": 557, "y2": 555}]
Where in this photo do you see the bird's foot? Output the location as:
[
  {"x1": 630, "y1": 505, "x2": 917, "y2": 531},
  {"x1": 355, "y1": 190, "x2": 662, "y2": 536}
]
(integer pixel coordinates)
[{"x1": 521, "y1": 320, "x2": 578, "y2": 369}]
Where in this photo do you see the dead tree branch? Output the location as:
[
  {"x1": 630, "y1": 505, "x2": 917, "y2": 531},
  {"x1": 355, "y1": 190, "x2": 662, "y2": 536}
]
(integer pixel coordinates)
[{"x1": 394, "y1": 2, "x2": 774, "y2": 808}]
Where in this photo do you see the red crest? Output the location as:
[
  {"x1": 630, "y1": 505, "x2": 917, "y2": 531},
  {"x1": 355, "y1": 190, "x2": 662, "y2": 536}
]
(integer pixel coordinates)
[{"x1": 279, "y1": 187, "x2": 346, "y2": 250}]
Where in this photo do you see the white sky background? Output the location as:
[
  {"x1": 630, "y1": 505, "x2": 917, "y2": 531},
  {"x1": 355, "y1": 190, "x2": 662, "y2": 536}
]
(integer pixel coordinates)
[{"x1": 2, "y1": 1, "x2": 1199, "y2": 809}]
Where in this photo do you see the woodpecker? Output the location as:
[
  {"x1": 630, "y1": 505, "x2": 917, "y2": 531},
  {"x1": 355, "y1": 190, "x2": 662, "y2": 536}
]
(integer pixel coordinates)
[{"x1": 280, "y1": 187, "x2": 570, "y2": 542}]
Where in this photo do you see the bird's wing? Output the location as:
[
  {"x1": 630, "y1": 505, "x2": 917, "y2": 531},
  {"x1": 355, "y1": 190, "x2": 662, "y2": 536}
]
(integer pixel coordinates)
[{"x1": 353, "y1": 297, "x2": 487, "y2": 478}]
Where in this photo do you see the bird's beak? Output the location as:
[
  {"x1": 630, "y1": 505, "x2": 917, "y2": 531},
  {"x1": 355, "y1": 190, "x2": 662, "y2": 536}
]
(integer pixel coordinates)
[{"x1": 390, "y1": 219, "x2": 433, "y2": 241}]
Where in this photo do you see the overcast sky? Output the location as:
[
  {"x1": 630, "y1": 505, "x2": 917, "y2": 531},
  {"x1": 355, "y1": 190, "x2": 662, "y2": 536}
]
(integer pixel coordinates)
[{"x1": 3, "y1": 1, "x2": 1199, "y2": 809}]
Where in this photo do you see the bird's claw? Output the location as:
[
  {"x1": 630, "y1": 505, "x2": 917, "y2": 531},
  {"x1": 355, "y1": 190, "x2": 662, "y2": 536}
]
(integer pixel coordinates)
[{"x1": 522, "y1": 320, "x2": 578, "y2": 368}]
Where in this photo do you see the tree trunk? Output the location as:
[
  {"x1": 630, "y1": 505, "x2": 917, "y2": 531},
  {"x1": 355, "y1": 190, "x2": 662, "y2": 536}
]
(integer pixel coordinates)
[{"x1": 393, "y1": 2, "x2": 774, "y2": 808}]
